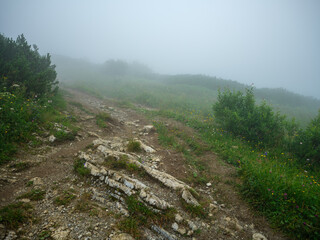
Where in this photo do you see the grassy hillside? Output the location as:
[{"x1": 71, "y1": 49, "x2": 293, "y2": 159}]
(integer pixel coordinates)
[
  {"x1": 52, "y1": 55, "x2": 320, "y2": 239},
  {"x1": 52, "y1": 55, "x2": 320, "y2": 127}
]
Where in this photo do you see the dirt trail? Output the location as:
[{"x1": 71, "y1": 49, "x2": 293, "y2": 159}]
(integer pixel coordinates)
[{"x1": 0, "y1": 89, "x2": 287, "y2": 240}]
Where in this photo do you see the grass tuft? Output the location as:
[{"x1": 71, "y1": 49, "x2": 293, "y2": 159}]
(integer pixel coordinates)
[
  {"x1": 127, "y1": 140, "x2": 142, "y2": 152},
  {"x1": 74, "y1": 158, "x2": 91, "y2": 177},
  {"x1": 54, "y1": 191, "x2": 76, "y2": 206},
  {"x1": 96, "y1": 112, "x2": 111, "y2": 128},
  {"x1": 17, "y1": 189, "x2": 46, "y2": 201}
]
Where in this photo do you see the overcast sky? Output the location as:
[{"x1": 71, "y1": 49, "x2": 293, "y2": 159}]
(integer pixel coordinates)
[{"x1": 1, "y1": 0, "x2": 319, "y2": 98}]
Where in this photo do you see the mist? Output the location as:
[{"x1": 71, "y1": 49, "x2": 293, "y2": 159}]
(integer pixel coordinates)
[{"x1": 1, "y1": 0, "x2": 319, "y2": 98}]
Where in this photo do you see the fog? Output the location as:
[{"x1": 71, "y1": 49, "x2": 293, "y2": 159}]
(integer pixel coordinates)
[{"x1": 1, "y1": 0, "x2": 319, "y2": 98}]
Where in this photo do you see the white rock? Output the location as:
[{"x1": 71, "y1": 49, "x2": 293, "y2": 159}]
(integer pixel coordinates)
[
  {"x1": 181, "y1": 189, "x2": 200, "y2": 206},
  {"x1": 142, "y1": 125, "x2": 154, "y2": 133},
  {"x1": 110, "y1": 233, "x2": 134, "y2": 240},
  {"x1": 178, "y1": 227, "x2": 187, "y2": 235},
  {"x1": 188, "y1": 220, "x2": 198, "y2": 231},
  {"x1": 175, "y1": 214, "x2": 183, "y2": 223},
  {"x1": 49, "y1": 135, "x2": 56, "y2": 142},
  {"x1": 206, "y1": 182, "x2": 212, "y2": 187},
  {"x1": 172, "y1": 222, "x2": 179, "y2": 231},
  {"x1": 252, "y1": 233, "x2": 268, "y2": 240}
]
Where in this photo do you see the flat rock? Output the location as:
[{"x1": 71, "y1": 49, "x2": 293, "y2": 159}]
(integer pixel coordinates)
[
  {"x1": 252, "y1": 233, "x2": 268, "y2": 240},
  {"x1": 110, "y1": 233, "x2": 135, "y2": 240}
]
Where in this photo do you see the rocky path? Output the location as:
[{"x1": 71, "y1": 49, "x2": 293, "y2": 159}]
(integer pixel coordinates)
[{"x1": 0, "y1": 89, "x2": 287, "y2": 240}]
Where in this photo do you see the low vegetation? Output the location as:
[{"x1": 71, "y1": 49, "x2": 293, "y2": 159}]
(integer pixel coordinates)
[
  {"x1": 0, "y1": 34, "x2": 68, "y2": 164},
  {"x1": 127, "y1": 140, "x2": 142, "y2": 152},
  {"x1": 104, "y1": 155, "x2": 144, "y2": 175},
  {"x1": 17, "y1": 189, "x2": 46, "y2": 201},
  {"x1": 118, "y1": 195, "x2": 176, "y2": 238},
  {"x1": 96, "y1": 112, "x2": 111, "y2": 128},
  {"x1": 74, "y1": 158, "x2": 91, "y2": 177},
  {"x1": 0, "y1": 202, "x2": 33, "y2": 229},
  {"x1": 54, "y1": 190, "x2": 76, "y2": 206}
]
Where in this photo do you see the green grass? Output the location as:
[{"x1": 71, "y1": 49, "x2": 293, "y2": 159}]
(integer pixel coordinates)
[
  {"x1": 96, "y1": 112, "x2": 111, "y2": 128},
  {"x1": 37, "y1": 230, "x2": 52, "y2": 240},
  {"x1": 104, "y1": 155, "x2": 144, "y2": 175},
  {"x1": 181, "y1": 201, "x2": 207, "y2": 218},
  {"x1": 127, "y1": 140, "x2": 142, "y2": 152},
  {"x1": 74, "y1": 158, "x2": 91, "y2": 177},
  {"x1": 0, "y1": 89, "x2": 75, "y2": 164},
  {"x1": 153, "y1": 121, "x2": 209, "y2": 184},
  {"x1": 54, "y1": 191, "x2": 76, "y2": 206},
  {"x1": 0, "y1": 202, "x2": 32, "y2": 229},
  {"x1": 54, "y1": 129, "x2": 77, "y2": 142},
  {"x1": 150, "y1": 109, "x2": 320, "y2": 239},
  {"x1": 118, "y1": 195, "x2": 176, "y2": 239},
  {"x1": 17, "y1": 189, "x2": 46, "y2": 201}
]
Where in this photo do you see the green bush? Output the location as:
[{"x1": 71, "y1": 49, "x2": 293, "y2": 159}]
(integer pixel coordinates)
[
  {"x1": 293, "y1": 110, "x2": 320, "y2": 167},
  {"x1": 213, "y1": 88, "x2": 294, "y2": 147},
  {"x1": 0, "y1": 34, "x2": 58, "y2": 98},
  {"x1": 0, "y1": 33, "x2": 59, "y2": 163}
]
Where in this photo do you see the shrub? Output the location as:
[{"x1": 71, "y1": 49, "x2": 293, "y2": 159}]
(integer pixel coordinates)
[
  {"x1": 0, "y1": 33, "x2": 59, "y2": 163},
  {"x1": 213, "y1": 88, "x2": 293, "y2": 147},
  {"x1": 0, "y1": 34, "x2": 58, "y2": 98},
  {"x1": 293, "y1": 110, "x2": 320, "y2": 167}
]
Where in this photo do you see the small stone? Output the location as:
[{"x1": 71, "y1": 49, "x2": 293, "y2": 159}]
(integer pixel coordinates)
[
  {"x1": 142, "y1": 125, "x2": 154, "y2": 133},
  {"x1": 20, "y1": 198, "x2": 30, "y2": 203},
  {"x1": 252, "y1": 233, "x2": 268, "y2": 240},
  {"x1": 236, "y1": 223, "x2": 244, "y2": 231},
  {"x1": 110, "y1": 233, "x2": 135, "y2": 240},
  {"x1": 188, "y1": 220, "x2": 198, "y2": 231},
  {"x1": 187, "y1": 230, "x2": 193, "y2": 236},
  {"x1": 49, "y1": 135, "x2": 56, "y2": 142},
  {"x1": 206, "y1": 182, "x2": 212, "y2": 187},
  {"x1": 178, "y1": 227, "x2": 186, "y2": 235},
  {"x1": 30, "y1": 177, "x2": 43, "y2": 186},
  {"x1": 175, "y1": 214, "x2": 183, "y2": 223},
  {"x1": 172, "y1": 222, "x2": 179, "y2": 231}
]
